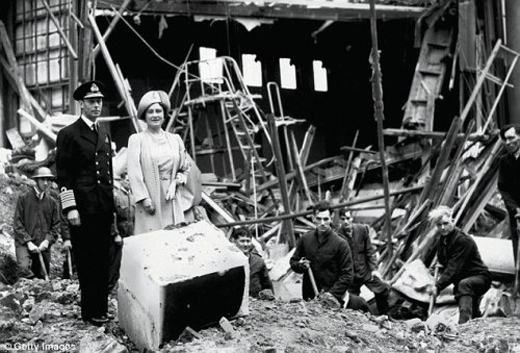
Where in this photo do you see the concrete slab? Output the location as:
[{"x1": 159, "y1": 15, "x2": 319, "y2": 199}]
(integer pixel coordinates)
[
  {"x1": 118, "y1": 220, "x2": 248, "y2": 350},
  {"x1": 473, "y1": 236, "x2": 515, "y2": 276}
]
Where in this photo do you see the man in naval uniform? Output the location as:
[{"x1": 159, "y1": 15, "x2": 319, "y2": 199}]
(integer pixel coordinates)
[{"x1": 56, "y1": 80, "x2": 115, "y2": 325}]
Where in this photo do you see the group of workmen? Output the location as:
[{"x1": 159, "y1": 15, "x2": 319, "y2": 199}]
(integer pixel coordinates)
[{"x1": 11, "y1": 79, "x2": 520, "y2": 326}]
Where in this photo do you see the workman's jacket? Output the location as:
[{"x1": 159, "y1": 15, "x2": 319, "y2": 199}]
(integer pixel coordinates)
[
  {"x1": 290, "y1": 229, "x2": 353, "y2": 303},
  {"x1": 498, "y1": 151, "x2": 520, "y2": 215},
  {"x1": 56, "y1": 118, "x2": 115, "y2": 216},
  {"x1": 113, "y1": 185, "x2": 135, "y2": 238},
  {"x1": 13, "y1": 188, "x2": 60, "y2": 247},
  {"x1": 248, "y1": 251, "x2": 273, "y2": 297},
  {"x1": 337, "y1": 223, "x2": 377, "y2": 281},
  {"x1": 436, "y1": 227, "x2": 491, "y2": 292}
]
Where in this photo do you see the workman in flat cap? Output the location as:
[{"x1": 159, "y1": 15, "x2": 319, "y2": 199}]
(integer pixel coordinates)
[{"x1": 56, "y1": 81, "x2": 116, "y2": 326}]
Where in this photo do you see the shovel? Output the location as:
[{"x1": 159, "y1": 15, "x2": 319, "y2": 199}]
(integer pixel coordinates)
[
  {"x1": 66, "y1": 248, "x2": 73, "y2": 279},
  {"x1": 306, "y1": 264, "x2": 320, "y2": 297},
  {"x1": 301, "y1": 257, "x2": 320, "y2": 297},
  {"x1": 428, "y1": 263, "x2": 442, "y2": 317},
  {"x1": 37, "y1": 252, "x2": 49, "y2": 281}
]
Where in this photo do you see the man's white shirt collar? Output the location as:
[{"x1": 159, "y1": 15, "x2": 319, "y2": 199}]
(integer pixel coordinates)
[
  {"x1": 34, "y1": 186, "x2": 45, "y2": 200},
  {"x1": 81, "y1": 115, "x2": 96, "y2": 130}
]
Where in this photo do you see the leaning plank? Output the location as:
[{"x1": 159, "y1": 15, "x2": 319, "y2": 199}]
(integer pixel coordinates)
[
  {"x1": 290, "y1": 132, "x2": 313, "y2": 204},
  {"x1": 267, "y1": 114, "x2": 295, "y2": 248},
  {"x1": 288, "y1": 125, "x2": 316, "y2": 209},
  {"x1": 17, "y1": 109, "x2": 57, "y2": 142},
  {"x1": 0, "y1": 21, "x2": 34, "y2": 115},
  {"x1": 258, "y1": 155, "x2": 339, "y2": 193},
  {"x1": 92, "y1": 0, "x2": 132, "y2": 58},
  {"x1": 339, "y1": 130, "x2": 359, "y2": 200},
  {"x1": 42, "y1": 0, "x2": 78, "y2": 60},
  {"x1": 0, "y1": 55, "x2": 48, "y2": 121},
  {"x1": 201, "y1": 192, "x2": 235, "y2": 223},
  {"x1": 88, "y1": 14, "x2": 141, "y2": 132}
]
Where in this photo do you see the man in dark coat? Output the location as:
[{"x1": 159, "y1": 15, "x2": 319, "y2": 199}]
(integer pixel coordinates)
[
  {"x1": 231, "y1": 227, "x2": 274, "y2": 299},
  {"x1": 337, "y1": 208, "x2": 390, "y2": 314},
  {"x1": 56, "y1": 81, "x2": 116, "y2": 326},
  {"x1": 13, "y1": 167, "x2": 60, "y2": 279},
  {"x1": 290, "y1": 201, "x2": 369, "y2": 311},
  {"x1": 425, "y1": 206, "x2": 491, "y2": 324},
  {"x1": 108, "y1": 172, "x2": 134, "y2": 294},
  {"x1": 497, "y1": 124, "x2": 520, "y2": 275}
]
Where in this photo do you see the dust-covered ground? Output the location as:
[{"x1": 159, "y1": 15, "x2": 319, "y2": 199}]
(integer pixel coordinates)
[
  {"x1": 1, "y1": 173, "x2": 520, "y2": 353},
  {"x1": 1, "y1": 274, "x2": 520, "y2": 353}
]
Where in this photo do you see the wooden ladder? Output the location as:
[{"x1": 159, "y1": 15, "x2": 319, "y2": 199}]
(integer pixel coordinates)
[{"x1": 402, "y1": 1, "x2": 457, "y2": 131}]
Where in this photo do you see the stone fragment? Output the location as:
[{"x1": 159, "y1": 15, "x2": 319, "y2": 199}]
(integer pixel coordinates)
[
  {"x1": 0, "y1": 293, "x2": 22, "y2": 317},
  {"x1": 361, "y1": 323, "x2": 380, "y2": 333},
  {"x1": 176, "y1": 326, "x2": 201, "y2": 343},
  {"x1": 79, "y1": 332, "x2": 128, "y2": 353}
]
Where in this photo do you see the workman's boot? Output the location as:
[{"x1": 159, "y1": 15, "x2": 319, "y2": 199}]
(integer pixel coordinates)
[
  {"x1": 472, "y1": 297, "x2": 481, "y2": 318},
  {"x1": 458, "y1": 296, "x2": 473, "y2": 324},
  {"x1": 375, "y1": 290, "x2": 390, "y2": 315}
]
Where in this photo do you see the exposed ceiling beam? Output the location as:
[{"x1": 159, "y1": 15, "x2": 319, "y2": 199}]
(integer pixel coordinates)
[{"x1": 97, "y1": 0, "x2": 426, "y2": 22}]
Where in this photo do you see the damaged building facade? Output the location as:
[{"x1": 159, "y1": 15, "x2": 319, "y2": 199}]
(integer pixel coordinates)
[{"x1": 1, "y1": 0, "x2": 520, "y2": 340}]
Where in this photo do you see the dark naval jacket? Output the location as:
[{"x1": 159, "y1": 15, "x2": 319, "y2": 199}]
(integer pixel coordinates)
[{"x1": 56, "y1": 117, "x2": 115, "y2": 216}]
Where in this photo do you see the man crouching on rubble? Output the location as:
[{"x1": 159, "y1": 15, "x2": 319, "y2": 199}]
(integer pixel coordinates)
[
  {"x1": 424, "y1": 206, "x2": 491, "y2": 324},
  {"x1": 290, "y1": 201, "x2": 369, "y2": 312},
  {"x1": 231, "y1": 227, "x2": 275, "y2": 299},
  {"x1": 337, "y1": 208, "x2": 390, "y2": 315}
]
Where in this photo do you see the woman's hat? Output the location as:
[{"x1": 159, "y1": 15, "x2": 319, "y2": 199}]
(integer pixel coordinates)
[{"x1": 137, "y1": 90, "x2": 171, "y2": 120}]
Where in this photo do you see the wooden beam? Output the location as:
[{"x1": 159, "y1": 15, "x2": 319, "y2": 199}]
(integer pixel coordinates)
[
  {"x1": 93, "y1": 0, "x2": 132, "y2": 59},
  {"x1": 267, "y1": 114, "x2": 295, "y2": 248},
  {"x1": 288, "y1": 125, "x2": 315, "y2": 210},
  {"x1": 340, "y1": 130, "x2": 359, "y2": 200},
  {"x1": 201, "y1": 192, "x2": 235, "y2": 224},
  {"x1": 290, "y1": 132, "x2": 313, "y2": 204},
  {"x1": 17, "y1": 109, "x2": 57, "y2": 142},
  {"x1": 383, "y1": 128, "x2": 488, "y2": 141},
  {"x1": 0, "y1": 20, "x2": 34, "y2": 115},
  {"x1": 0, "y1": 55, "x2": 48, "y2": 121},
  {"x1": 88, "y1": 13, "x2": 140, "y2": 132},
  {"x1": 257, "y1": 155, "x2": 339, "y2": 193},
  {"x1": 215, "y1": 185, "x2": 424, "y2": 228},
  {"x1": 41, "y1": 0, "x2": 78, "y2": 60},
  {"x1": 98, "y1": 0, "x2": 426, "y2": 21},
  {"x1": 340, "y1": 145, "x2": 377, "y2": 154}
]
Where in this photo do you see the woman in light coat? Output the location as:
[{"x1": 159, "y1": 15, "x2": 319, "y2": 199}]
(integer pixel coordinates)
[{"x1": 127, "y1": 90, "x2": 191, "y2": 235}]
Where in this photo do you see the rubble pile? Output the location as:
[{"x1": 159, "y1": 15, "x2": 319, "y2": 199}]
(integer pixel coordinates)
[
  {"x1": 0, "y1": 278, "x2": 128, "y2": 352},
  {"x1": 0, "y1": 257, "x2": 519, "y2": 352},
  {"x1": 0, "y1": 173, "x2": 32, "y2": 237}
]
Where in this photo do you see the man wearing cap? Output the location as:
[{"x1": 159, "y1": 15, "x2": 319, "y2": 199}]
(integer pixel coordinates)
[
  {"x1": 13, "y1": 167, "x2": 60, "y2": 279},
  {"x1": 56, "y1": 81, "x2": 116, "y2": 325}
]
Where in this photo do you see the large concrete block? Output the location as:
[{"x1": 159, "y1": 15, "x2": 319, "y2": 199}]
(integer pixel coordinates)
[{"x1": 118, "y1": 220, "x2": 249, "y2": 350}]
